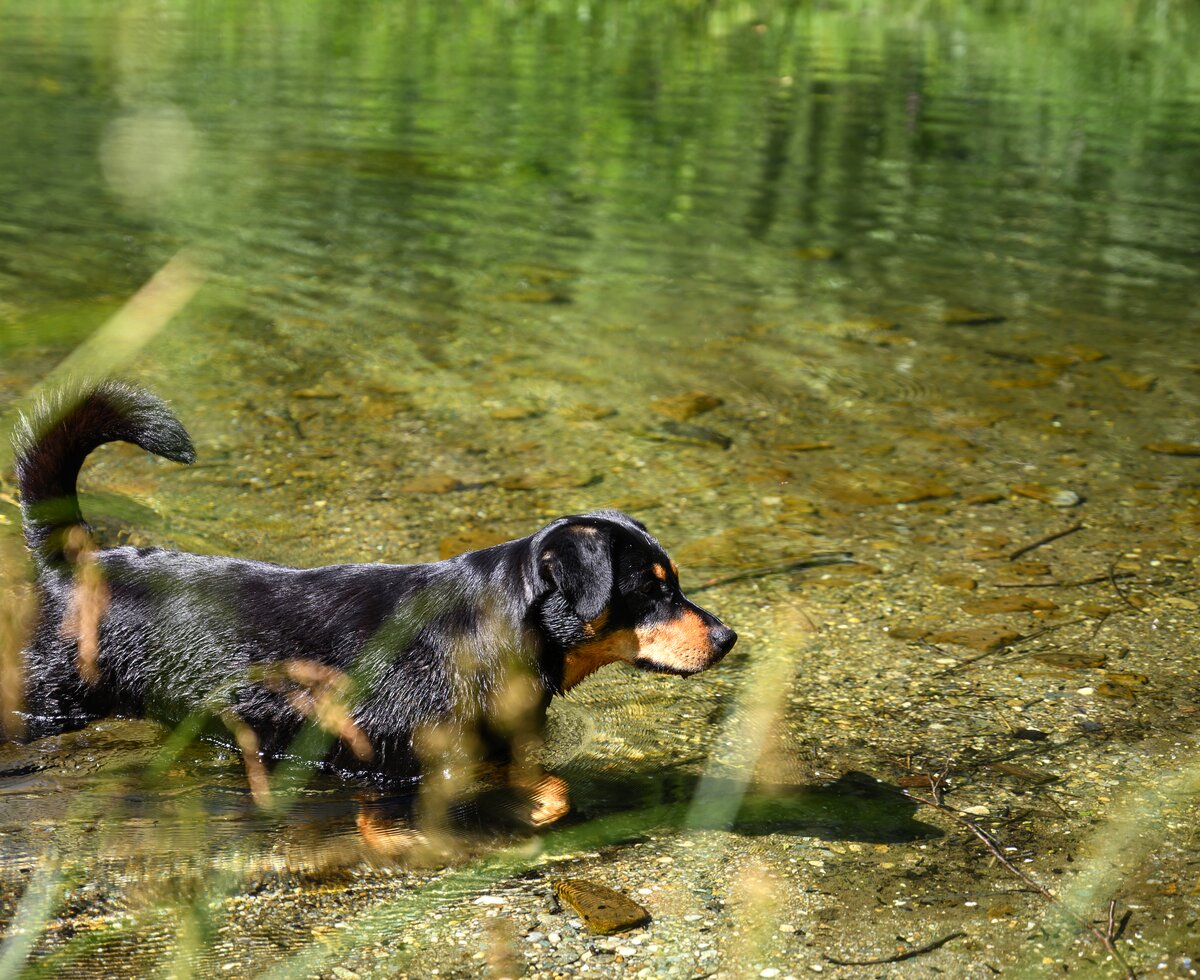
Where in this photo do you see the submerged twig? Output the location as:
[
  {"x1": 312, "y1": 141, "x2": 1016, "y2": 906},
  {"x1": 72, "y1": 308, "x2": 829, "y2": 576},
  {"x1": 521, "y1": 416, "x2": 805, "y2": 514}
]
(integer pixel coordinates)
[
  {"x1": 692, "y1": 553, "x2": 854, "y2": 592},
  {"x1": 995, "y1": 572, "x2": 1136, "y2": 589},
  {"x1": 825, "y1": 930, "x2": 966, "y2": 967},
  {"x1": 931, "y1": 619, "x2": 1088, "y2": 676},
  {"x1": 1008, "y1": 523, "x2": 1084, "y2": 561},
  {"x1": 1108, "y1": 561, "x2": 1147, "y2": 615},
  {"x1": 902, "y1": 769, "x2": 1137, "y2": 979}
]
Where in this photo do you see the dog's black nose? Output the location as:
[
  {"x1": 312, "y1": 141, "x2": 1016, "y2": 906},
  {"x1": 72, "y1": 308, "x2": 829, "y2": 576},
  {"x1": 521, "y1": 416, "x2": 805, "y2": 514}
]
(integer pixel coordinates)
[{"x1": 711, "y1": 625, "x2": 737, "y2": 659}]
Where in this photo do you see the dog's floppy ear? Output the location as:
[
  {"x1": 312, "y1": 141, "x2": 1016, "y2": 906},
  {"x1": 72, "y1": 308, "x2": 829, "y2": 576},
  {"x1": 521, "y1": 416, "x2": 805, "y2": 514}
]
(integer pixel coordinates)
[{"x1": 540, "y1": 524, "x2": 613, "y2": 622}]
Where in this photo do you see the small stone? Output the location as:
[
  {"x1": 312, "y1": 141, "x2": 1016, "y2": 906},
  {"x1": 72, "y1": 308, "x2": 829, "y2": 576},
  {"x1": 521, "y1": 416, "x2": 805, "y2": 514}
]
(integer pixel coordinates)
[
  {"x1": 762, "y1": 970, "x2": 781, "y2": 978},
  {"x1": 473, "y1": 895, "x2": 506, "y2": 905},
  {"x1": 649, "y1": 392, "x2": 724, "y2": 421},
  {"x1": 553, "y1": 879, "x2": 651, "y2": 935},
  {"x1": 962, "y1": 805, "x2": 990, "y2": 816},
  {"x1": 526, "y1": 931, "x2": 545, "y2": 943}
]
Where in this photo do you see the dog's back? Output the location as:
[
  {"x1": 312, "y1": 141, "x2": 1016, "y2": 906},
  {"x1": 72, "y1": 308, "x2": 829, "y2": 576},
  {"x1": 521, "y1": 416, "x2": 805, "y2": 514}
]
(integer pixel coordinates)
[{"x1": 11, "y1": 383, "x2": 547, "y2": 771}]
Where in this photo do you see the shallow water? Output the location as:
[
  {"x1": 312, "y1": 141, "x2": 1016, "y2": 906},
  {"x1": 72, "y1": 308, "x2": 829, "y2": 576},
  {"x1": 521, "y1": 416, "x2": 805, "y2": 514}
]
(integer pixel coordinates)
[{"x1": 1, "y1": 3, "x2": 1199, "y2": 977}]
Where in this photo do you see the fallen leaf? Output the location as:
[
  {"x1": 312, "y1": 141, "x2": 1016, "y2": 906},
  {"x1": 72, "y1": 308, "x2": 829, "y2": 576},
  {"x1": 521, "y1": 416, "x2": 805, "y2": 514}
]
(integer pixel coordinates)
[
  {"x1": 399, "y1": 473, "x2": 465, "y2": 494},
  {"x1": 1032, "y1": 650, "x2": 1107, "y2": 669},
  {"x1": 439, "y1": 530, "x2": 508, "y2": 560},
  {"x1": 1145, "y1": 442, "x2": 1200, "y2": 457},
  {"x1": 941, "y1": 307, "x2": 1005, "y2": 326},
  {"x1": 928, "y1": 627, "x2": 1022, "y2": 652},
  {"x1": 553, "y1": 879, "x2": 651, "y2": 935},
  {"x1": 962, "y1": 596, "x2": 1058, "y2": 615},
  {"x1": 650, "y1": 392, "x2": 724, "y2": 421}
]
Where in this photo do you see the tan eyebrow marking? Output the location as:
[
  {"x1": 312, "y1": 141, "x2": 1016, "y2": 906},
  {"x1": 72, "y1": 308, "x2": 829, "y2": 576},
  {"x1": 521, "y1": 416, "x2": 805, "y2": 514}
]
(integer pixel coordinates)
[{"x1": 652, "y1": 563, "x2": 668, "y2": 581}]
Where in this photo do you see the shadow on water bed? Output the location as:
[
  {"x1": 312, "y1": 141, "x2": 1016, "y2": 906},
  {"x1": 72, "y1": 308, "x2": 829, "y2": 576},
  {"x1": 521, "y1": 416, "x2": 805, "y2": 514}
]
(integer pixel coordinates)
[{"x1": 556, "y1": 767, "x2": 941, "y2": 843}]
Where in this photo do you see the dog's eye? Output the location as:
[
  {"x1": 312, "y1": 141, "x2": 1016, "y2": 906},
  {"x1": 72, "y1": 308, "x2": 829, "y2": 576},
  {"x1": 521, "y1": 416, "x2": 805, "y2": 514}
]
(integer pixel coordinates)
[{"x1": 638, "y1": 579, "x2": 663, "y2": 597}]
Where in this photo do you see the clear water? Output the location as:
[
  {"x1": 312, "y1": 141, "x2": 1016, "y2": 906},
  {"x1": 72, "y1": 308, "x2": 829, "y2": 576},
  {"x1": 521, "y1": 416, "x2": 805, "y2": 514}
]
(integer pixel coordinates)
[{"x1": 1, "y1": 3, "x2": 1199, "y2": 976}]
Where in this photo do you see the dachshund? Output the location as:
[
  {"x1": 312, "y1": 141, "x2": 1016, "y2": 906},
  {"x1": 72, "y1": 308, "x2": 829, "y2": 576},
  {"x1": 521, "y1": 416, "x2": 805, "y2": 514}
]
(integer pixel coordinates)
[{"x1": 9, "y1": 381, "x2": 736, "y2": 826}]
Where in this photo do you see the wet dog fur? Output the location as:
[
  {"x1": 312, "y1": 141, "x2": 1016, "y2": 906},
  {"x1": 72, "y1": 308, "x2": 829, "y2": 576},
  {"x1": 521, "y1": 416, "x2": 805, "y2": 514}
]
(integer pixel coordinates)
[{"x1": 10, "y1": 382, "x2": 736, "y2": 821}]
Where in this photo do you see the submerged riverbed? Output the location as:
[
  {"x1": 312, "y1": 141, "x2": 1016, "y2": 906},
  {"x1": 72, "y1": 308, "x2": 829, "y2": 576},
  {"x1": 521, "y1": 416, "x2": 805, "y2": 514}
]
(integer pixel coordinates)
[{"x1": 1, "y1": 2, "x2": 1198, "y2": 977}]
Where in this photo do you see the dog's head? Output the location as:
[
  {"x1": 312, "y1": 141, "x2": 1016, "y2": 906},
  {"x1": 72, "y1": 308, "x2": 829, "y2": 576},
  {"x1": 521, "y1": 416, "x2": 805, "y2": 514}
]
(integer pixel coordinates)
[{"x1": 534, "y1": 510, "x2": 737, "y2": 691}]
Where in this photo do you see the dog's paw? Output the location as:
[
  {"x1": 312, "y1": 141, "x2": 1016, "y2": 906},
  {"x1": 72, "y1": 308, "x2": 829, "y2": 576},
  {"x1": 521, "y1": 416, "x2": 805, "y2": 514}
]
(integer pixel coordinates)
[
  {"x1": 529, "y1": 774, "x2": 570, "y2": 826},
  {"x1": 355, "y1": 810, "x2": 424, "y2": 856}
]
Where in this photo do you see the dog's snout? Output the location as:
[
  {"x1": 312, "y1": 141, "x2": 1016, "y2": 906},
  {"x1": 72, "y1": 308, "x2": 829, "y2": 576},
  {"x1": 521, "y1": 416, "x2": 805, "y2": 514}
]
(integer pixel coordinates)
[{"x1": 711, "y1": 625, "x2": 737, "y2": 660}]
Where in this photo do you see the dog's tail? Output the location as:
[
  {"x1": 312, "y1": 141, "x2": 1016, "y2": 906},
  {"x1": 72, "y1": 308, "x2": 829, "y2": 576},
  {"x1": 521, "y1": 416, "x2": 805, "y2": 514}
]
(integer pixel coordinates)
[{"x1": 12, "y1": 381, "x2": 195, "y2": 569}]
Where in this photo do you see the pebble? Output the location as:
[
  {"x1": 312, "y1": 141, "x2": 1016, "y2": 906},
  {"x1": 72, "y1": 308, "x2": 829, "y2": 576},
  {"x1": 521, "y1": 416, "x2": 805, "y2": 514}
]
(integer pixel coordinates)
[{"x1": 1010, "y1": 483, "x2": 1082, "y2": 507}]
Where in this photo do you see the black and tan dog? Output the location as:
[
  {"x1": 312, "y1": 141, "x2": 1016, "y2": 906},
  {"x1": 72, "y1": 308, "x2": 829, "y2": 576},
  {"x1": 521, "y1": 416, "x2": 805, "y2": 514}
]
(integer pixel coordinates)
[{"x1": 10, "y1": 382, "x2": 735, "y2": 825}]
